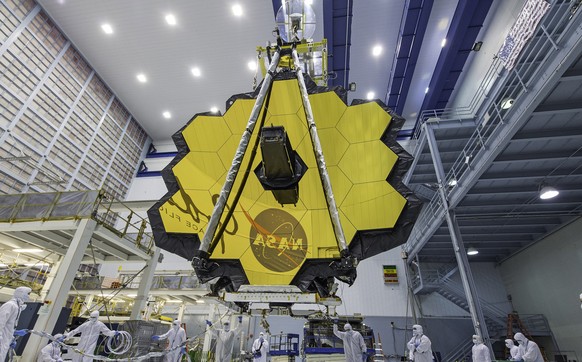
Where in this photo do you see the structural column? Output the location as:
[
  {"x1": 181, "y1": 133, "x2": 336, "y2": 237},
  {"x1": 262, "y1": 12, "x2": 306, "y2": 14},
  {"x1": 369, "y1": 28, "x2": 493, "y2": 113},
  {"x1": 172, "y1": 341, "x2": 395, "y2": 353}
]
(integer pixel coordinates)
[
  {"x1": 130, "y1": 247, "x2": 161, "y2": 320},
  {"x1": 23, "y1": 218, "x2": 97, "y2": 360},
  {"x1": 39, "y1": 258, "x2": 61, "y2": 301},
  {"x1": 177, "y1": 303, "x2": 186, "y2": 322},
  {"x1": 424, "y1": 124, "x2": 492, "y2": 351}
]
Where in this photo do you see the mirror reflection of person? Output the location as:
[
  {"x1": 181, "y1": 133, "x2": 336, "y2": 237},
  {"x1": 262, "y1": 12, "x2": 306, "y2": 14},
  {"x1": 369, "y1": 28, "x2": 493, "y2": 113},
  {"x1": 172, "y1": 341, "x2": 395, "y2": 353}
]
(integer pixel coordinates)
[{"x1": 252, "y1": 331, "x2": 269, "y2": 362}]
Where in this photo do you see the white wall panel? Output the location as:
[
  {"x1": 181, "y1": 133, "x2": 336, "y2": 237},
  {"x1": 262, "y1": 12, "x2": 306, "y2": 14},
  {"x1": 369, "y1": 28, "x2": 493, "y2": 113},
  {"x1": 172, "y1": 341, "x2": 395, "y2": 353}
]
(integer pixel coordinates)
[
  {"x1": 339, "y1": 248, "x2": 410, "y2": 317},
  {"x1": 500, "y1": 217, "x2": 582, "y2": 359}
]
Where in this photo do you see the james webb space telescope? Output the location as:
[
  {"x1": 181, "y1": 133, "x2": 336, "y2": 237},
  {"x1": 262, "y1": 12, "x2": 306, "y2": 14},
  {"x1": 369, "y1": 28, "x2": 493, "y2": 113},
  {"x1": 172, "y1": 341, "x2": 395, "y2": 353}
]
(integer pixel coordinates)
[{"x1": 148, "y1": 0, "x2": 421, "y2": 309}]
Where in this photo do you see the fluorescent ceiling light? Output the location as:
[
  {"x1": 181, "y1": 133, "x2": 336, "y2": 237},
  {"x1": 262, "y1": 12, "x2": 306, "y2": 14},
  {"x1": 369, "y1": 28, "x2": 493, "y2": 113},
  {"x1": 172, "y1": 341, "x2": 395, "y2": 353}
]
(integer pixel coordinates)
[
  {"x1": 165, "y1": 14, "x2": 177, "y2": 26},
  {"x1": 425, "y1": 87, "x2": 429, "y2": 94},
  {"x1": 162, "y1": 111, "x2": 171, "y2": 119},
  {"x1": 136, "y1": 73, "x2": 147, "y2": 83},
  {"x1": 191, "y1": 67, "x2": 201, "y2": 77},
  {"x1": 467, "y1": 247, "x2": 479, "y2": 256},
  {"x1": 210, "y1": 107, "x2": 219, "y2": 113},
  {"x1": 366, "y1": 91, "x2": 375, "y2": 100},
  {"x1": 539, "y1": 186, "x2": 559, "y2": 199},
  {"x1": 14, "y1": 248, "x2": 42, "y2": 253},
  {"x1": 101, "y1": 24, "x2": 113, "y2": 34},
  {"x1": 127, "y1": 294, "x2": 137, "y2": 298},
  {"x1": 166, "y1": 299, "x2": 182, "y2": 303},
  {"x1": 232, "y1": 4, "x2": 243, "y2": 16},
  {"x1": 196, "y1": 300, "x2": 205, "y2": 304},
  {"x1": 248, "y1": 61, "x2": 257, "y2": 71},
  {"x1": 372, "y1": 45, "x2": 382, "y2": 57},
  {"x1": 448, "y1": 178, "x2": 457, "y2": 186},
  {"x1": 441, "y1": 38, "x2": 447, "y2": 47}
]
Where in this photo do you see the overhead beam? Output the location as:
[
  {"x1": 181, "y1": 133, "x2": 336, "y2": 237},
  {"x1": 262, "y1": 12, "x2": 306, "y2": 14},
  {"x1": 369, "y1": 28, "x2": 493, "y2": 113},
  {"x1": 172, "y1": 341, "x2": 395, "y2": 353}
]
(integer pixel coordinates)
[
  {"x1": 94, "y1": 225, "x2": 151, "y2": 260},
  {"x1": 0, "y1": 219, "x2": 82, "y2": 232},
  {"x1": 32, "y1": 230, "x2": 109, "y2": 261}
]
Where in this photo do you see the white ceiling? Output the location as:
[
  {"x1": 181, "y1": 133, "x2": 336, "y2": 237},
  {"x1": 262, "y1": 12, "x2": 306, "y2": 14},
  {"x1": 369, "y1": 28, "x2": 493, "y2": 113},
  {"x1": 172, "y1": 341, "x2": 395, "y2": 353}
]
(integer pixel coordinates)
[{"x1": 36, "y1": 0, "x2": 463, "y2": 141}]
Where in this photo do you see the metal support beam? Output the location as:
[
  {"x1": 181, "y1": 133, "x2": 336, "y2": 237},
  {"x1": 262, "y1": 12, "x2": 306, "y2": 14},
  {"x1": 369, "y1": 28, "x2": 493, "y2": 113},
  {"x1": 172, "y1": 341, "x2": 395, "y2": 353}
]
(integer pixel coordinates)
[
  {"x1": 39, "y1": 258, "x2": 61, "y2": 301},
  {"x1": 130, "y1": 247, "x2": 161, "y2": 320},
  {"x1": 93, "y1": 225, "x2": 150, "y2": 260},
  {"x1": 22, "y1": 219, "x2": 96, "y2": 360},
  {"x1": 177, "y1": 303, "x2": 186, "y2": 322},
  {"x1": 403, "y1": 130, "x2": 427, "y2": 185},
  {"x1": 424, "y1": 124, "x2": 492, "y2": 352}
]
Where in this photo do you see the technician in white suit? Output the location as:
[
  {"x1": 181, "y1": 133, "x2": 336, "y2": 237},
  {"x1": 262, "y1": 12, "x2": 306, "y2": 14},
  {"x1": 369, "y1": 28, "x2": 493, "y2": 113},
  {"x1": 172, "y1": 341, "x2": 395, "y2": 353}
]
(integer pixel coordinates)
[
  {"x1": 471, "y1": 335, "x2": 490, "y2": 362},
  {"x1": 0, "y1": 287, "x2": 32, "y2": 360},
  {"x1": 252, "y1": 331, "x2": 269, "y2": 362},
  {"x1": 153, "y1": 319, "x2": 187, "y2": 362},
  {"x1": 65, "y1": 310, "x2": 117, "y2": 362},
  {"x1": 207, "y1": 316, "x2": 243, "y2": 362},
  {"x1": 407, "y1": 325, "x2": 433, "y2": 362},
  {"x1": 514, "y1": 333, "x2": 543, "y2": 362},
  {"x1": 37, "y1": 334, "x2": 65, "y2": 362}
]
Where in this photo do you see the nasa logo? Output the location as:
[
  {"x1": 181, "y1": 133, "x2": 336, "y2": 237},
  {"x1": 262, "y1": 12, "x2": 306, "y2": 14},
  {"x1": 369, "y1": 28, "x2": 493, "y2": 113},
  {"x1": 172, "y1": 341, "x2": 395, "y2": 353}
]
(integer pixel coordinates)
[{"x1": 249, "y1": 209, "x2": 307, "y2": 272}]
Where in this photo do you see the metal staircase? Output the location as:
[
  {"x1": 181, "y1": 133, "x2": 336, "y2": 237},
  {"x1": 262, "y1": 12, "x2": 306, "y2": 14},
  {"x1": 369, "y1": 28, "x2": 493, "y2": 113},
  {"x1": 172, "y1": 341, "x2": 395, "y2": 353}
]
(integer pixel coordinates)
[
  {"x1": 410, "y1": 262, "x2": 557, "y2": 360},
  {"x1": 442, "y1": 338, "x2": 474, "y2": 362}
]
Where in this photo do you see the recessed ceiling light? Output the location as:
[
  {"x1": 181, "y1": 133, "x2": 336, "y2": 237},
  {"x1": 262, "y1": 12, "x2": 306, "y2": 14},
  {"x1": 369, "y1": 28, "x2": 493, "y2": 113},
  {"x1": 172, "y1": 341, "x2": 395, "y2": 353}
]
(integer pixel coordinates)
[
  {"x1": 165, "y1": 14, "x2": 177, "y2": 26},
  {"x1": 137, "y1": 73, "x2": 147, "y2": 83},
  {"x1": 232, "y1": 4, "x2": 243, "y2": 16},
  {"x1": 14, "y1": 248, "x2": 43, "y2": 253},
  {"x1": 248, "y1": 61, "x2": 257, "y2": 71},
  {"x1": 210, "y1": 107, "x2": 219, "y2": 113},
  {"x1": 448, "y1": 178, "x2": 457, "y2": 186},
  {"x1": 425, "y1": 87, "x2": 429, "y2": 94},
  {"x1": 441, "y1": 38, "x2": 447, "y2": 47},
  {"x1": 191, "y1": 67, "x2": 201, "y2": 77},
  {"x1": 366, "y1": 91, "x2": 375, "y2": 100},
  {"x1": 539, "y1": 185, "x2": 559, "y2": 199},
  {"x1": 101, "y1": 23, "x2": 113, "y2": 35},
  {"x1": 162, "y1": 111, "x2": 171, "y2": 119},
  {"x1": 467, "y1": 247, "x2": 479, "y2": 256},
  {"x1": 305, "y1": 0, "x2": 313, "y2": 4},
  {"x1": 372, "y1": 45, "x2": 382, "y2": 57}
]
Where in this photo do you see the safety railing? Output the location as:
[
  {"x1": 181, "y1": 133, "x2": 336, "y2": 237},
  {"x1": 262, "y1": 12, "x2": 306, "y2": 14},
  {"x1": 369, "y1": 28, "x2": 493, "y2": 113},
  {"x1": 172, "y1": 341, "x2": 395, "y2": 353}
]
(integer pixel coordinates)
[
  {"x1": 518, "y1": 314, "x2": 553, "y2": 335},
  {"x1": 406, "y1": 0, "x2": 581, "y2": 254},
  {"x1": 442, "y1": 337, "x2": 473, "y2": 362},
  {"x1": 0, "y1": 190, "x2": 155, "y2": 255},
  {"x1": 73, "y1": 273, "x2": 203, "y2": 291},
  {"x1": 92, "y1": 191, "x2": 155, "y2": 254}
]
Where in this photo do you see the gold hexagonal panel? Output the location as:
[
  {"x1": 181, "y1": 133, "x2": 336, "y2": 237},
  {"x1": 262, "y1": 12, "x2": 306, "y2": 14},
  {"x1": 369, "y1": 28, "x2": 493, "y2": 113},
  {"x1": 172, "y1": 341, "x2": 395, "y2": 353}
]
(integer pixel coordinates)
[{"x1": 149, "y1": 75, "x2": 420, "y2": 290}]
